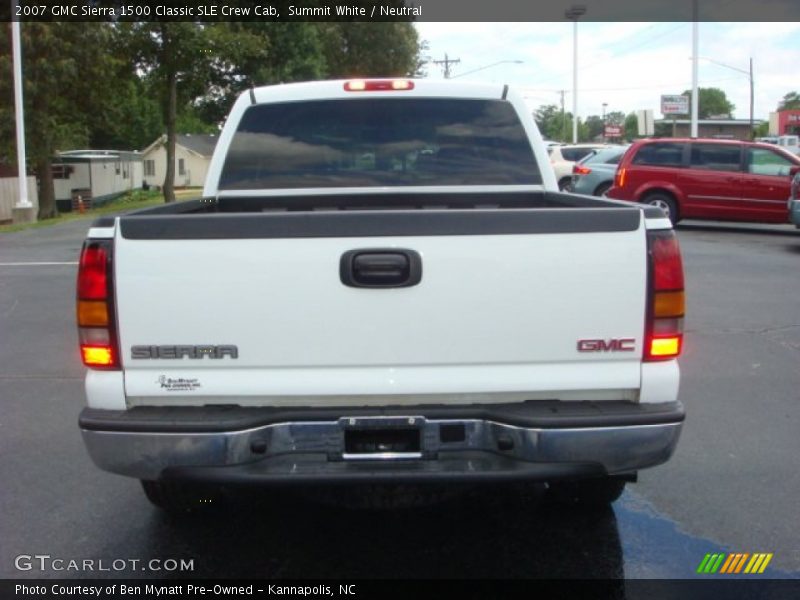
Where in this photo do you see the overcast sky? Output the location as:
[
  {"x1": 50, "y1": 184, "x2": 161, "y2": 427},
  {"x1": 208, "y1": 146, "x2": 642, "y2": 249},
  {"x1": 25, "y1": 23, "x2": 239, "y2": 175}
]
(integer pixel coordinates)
[{"x1": 415, "y1": 22, "x2": 800, "y2": 121}]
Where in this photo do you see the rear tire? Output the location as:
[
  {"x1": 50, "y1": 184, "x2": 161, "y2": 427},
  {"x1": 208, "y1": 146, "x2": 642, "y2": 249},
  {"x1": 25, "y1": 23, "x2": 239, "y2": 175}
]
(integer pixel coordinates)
[
  {"x1": 593, "y1": 182, "x2": 612, "y2": 197},
  {"x1": 558, "y1": 177, "x2": 573, "y2": 192},
  {"x1": 642, "y1": 192, "x2": 679, "y2": 224},
  {"x1": 545, "y1": 477, "x2": 627, "y2": 507},
  {"x1": 141, "y1": 480, "x2": 221, "y2": 513}
]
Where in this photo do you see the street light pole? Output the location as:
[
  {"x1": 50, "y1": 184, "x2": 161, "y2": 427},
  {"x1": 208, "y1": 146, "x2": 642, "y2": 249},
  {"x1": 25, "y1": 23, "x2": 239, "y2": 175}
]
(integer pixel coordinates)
[
  {"x1": 572, "y1": 20, "x2": 578, "y2": 143},
  {"x1": 12, "y1": 15, "x2": 32, "y2": 210},
  {"x1": 565, "y1": 5, "x2": 586, "y2": 144},
  {"x1": 602, "y1": 102, "x2": 608, "y2": 143},
  {"x1": 749, "y1": 57, "x2": 754, "y2": 139},
  {"x1": 691, "y1": 7, "x2": 699, "y2": 138}
]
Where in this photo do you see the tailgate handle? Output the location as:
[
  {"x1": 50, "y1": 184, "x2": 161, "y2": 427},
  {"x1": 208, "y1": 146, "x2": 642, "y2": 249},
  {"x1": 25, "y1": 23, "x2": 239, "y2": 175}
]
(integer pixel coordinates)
[{"x1": 340, "y1": 249, "x2": 422, "y2": 288}]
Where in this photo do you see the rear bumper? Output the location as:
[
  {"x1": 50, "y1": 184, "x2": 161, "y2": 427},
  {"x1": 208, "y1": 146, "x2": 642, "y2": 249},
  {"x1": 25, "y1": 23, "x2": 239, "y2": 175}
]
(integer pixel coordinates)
[
  {"x1": 789, "y1": 198, "x2": 800, "y2": 227},
  {"x1": 79, "y1": 400, "x2": 684, "y2": 484}
]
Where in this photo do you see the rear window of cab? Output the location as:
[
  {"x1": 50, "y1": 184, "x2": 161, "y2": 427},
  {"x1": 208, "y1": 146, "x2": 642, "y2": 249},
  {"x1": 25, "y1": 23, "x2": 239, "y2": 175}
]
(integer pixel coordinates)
[{"x1": 219, "y1": 98, "x2": 542, "y2": 190}]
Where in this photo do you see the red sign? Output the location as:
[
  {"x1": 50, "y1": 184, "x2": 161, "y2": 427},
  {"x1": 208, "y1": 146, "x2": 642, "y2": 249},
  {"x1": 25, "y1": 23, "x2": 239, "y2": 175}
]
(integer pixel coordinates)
[
  {"x1": 778, "y1": 109, "x2": 800, "y2": 133},
  {"x1": 604, "y1": 125, "x2": 623, "y2": 137}
]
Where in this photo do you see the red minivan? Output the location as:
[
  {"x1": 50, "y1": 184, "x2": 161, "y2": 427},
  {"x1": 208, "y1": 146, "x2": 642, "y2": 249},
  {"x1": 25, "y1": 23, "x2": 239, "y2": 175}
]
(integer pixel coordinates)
[{"x1": 606, "y1": 138, "x2": 800, "y2": 224}]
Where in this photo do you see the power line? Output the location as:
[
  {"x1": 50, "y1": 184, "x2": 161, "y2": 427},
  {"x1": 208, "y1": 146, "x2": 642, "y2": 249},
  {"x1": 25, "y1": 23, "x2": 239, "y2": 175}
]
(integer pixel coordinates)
[
  {"x1": 520, "y1": 76, "x2": 741, "y2": 96},
  {"x1": 579, "y1": 76, "x2": 742, "y2": 93},
  {"x1": 528, "y1": 23, "x2": 689, "y2": 88}
]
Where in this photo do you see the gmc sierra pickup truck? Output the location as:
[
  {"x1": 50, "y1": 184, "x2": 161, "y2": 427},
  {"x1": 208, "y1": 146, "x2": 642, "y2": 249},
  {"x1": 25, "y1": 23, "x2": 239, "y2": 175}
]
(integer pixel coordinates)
[{"x1": 77, "y1": 79, "x2": 685, "y2": 511}]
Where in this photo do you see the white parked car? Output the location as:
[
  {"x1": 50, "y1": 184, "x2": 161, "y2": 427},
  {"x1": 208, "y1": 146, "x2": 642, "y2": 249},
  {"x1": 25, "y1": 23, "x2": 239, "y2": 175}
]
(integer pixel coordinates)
[{"x1": 549, "y1": 143, "x2": 614, "y2": 191}]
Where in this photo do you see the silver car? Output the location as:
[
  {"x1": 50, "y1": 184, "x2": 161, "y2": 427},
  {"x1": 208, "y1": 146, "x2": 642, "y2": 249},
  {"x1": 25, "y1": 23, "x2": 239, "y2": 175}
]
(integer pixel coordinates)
[{"x1": 571, "y1": 146, "x2": 629, "y2": 197}]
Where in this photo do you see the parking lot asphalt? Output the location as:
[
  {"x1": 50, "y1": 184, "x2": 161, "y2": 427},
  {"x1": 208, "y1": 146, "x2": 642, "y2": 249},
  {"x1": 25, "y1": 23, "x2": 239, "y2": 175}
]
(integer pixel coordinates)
[{"x1": 1, "y1": 215, "x2": 799, "y2": 579}]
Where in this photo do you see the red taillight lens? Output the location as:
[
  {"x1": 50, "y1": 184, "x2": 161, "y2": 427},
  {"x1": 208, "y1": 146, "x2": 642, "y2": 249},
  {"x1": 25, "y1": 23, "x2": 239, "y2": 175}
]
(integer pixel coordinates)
[
  {"x1": 651, "y1": 233, "x2": 684, "y2": 291},
  {"x1": 77, "y1": 244, "x2": 108, "y2": 299},
  {"x1": 77, "y1": 240, "x2": 119, "y2": 370},
  {"x1": 645, "y1": 230, "x2": 685, "y2": 361},
  {"x1": 573, "y1": 165, "x2": 592, "y2": 175},
  {"x1": 344, "y1": 79, "x2": 415, "y2": 92}
]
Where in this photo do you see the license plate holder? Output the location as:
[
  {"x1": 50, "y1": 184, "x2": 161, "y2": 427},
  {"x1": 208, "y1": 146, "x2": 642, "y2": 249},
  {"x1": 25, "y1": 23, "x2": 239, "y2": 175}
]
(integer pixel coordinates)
[{"x1": 340, "y1": 416, "x2": 423, "y2": 460}]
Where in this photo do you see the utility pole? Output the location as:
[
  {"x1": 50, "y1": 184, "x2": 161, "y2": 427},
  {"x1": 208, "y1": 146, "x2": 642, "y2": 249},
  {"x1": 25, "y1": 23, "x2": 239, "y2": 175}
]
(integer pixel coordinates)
[{"x1": 433, "y1": 53, "x2": 461, "y2": 79}]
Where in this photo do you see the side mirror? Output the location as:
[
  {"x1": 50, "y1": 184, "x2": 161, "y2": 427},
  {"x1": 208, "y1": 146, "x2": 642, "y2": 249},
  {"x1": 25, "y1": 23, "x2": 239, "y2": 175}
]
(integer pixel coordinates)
[{"x1": 790, "y1": 165, "x2": 800, "y2": 178}]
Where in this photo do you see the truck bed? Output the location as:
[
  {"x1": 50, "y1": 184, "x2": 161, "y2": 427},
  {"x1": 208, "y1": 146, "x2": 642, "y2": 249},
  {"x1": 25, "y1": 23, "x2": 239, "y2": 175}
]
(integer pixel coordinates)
[{"x1": 87, "y1": 191, "x2": 661, "y2": 408}]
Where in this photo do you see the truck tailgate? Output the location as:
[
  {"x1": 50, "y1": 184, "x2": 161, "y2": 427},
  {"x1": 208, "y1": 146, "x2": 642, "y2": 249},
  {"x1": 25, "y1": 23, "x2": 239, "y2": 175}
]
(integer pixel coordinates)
[{"x1": 114, "y1": 209, "x2": 647, "y2": 406}]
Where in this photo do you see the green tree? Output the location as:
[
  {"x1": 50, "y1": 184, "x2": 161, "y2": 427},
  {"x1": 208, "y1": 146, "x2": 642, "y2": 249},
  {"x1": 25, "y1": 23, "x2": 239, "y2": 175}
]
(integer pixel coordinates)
[
  {"x1": 577, "y1": 118, "x2": 591, "y2": 143},
  {"x1": 623, "y1": 112, "x2": 639, "y2": 141},
  {"x1": 584, "y1": 115, "x2": 604, "y2": 141},
  {"x1": 606, "y1": 111, "x2": 625, "y2": 126},
  {"x1": 533, "y1": 104, "x2": 556, "y2": 139},
  {"x1": 600, "y1": 111, "x2": 626, "y2": 141},
  {"x1": 197, "y1": 23, "x2": 324, "y2": 126},
  {"x1": 681, "y1": 87, "x2": 735, "y2": 119},
  {"x1": 198, "y1": 23, "x2": 421, "y2": 125},
  {"x1": 88, "y1": 76, "x2": 163, "y2": 151},
  {"x1": 319, "y1": 22, "x2": 421, "y2": 78},
  {"x1": 121, "y1": 23, "x2": 265, "y2": 202},
  {"x1": 0, "y1": 23, "x2": 118, "y2": 219},
  {"x1": 754, "y1": 121, "x2": 769, "y2": 137},
  {"x1": 534, "y1": 104, "x2": 570, "y2": 141},
  {"x1": 778, "y1": 91, "x2": 800, "y2": 111}
]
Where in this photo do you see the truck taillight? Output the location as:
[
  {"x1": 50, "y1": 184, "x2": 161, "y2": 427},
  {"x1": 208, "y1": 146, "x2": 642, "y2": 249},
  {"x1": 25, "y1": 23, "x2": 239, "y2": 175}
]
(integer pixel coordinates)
[
  {"x1": 77, "y1": 240, "x2": 120, "y2": 369},
  {"x1": 645, "y1": 230, "x2": 684, "y2": 361}
]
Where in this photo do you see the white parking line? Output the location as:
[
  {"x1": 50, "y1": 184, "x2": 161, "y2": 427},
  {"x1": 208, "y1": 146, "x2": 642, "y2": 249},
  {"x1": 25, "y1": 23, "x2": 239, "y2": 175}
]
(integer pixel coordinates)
[{"x1": 0, "y1": 262, "x2": 79, "y2": 266}]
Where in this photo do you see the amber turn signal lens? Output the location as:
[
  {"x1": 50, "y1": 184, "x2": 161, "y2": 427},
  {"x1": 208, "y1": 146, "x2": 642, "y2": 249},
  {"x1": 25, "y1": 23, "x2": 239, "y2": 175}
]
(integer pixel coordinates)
[
  {"x1": 653, "y1": 291, "x2": 685, "y2": 318},
  {"x1": 77, "y1": 300, "x2": 109, "y2": 327}
]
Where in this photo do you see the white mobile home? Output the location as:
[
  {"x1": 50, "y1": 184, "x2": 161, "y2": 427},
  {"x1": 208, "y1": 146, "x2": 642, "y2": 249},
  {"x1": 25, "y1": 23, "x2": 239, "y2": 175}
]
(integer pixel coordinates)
[{"x1": 53, "y1": 150, "x2": 143, "y2": 212}]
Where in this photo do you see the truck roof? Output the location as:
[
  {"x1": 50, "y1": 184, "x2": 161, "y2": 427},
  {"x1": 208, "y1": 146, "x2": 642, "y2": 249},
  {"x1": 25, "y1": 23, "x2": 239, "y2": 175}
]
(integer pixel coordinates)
[{"x1": 249, "y1": 78, "x2": 509, "y2": 105}]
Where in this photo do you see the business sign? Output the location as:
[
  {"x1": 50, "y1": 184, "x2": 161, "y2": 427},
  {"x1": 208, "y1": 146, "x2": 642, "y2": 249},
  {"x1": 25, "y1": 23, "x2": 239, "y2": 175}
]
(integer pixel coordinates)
[
  {"x1": 661, "y1": 95, "x2": 689, "y2": 115},
  {"x1": 637, "y1": 109, "x2": 655, "y2": 135},
  {"x1": 604, "y1": 125, "x2": 623, "y2": 137}
]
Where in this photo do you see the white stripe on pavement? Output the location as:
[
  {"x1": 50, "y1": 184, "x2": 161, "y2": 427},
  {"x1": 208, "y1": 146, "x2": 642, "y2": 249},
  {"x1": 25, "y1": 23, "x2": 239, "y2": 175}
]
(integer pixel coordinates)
[{"x1": 0, "y1": 262, "x2": 79, "y2": 266}]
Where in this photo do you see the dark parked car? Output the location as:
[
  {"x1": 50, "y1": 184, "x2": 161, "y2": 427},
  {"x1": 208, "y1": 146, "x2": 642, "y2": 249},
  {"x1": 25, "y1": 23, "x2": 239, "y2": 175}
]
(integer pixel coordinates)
[{"x1": 606, "y1": 138, "x2": 800, "y2": 224}]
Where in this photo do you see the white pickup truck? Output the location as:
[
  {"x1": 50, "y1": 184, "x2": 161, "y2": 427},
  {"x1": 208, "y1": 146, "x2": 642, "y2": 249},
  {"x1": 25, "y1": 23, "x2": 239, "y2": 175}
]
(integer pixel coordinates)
[{"x1": 77, "y1": 79, "x2": 685, "y2": 511}]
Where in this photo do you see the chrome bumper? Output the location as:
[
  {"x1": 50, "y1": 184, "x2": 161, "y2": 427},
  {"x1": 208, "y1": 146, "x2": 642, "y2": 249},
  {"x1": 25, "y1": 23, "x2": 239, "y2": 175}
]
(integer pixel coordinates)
[{"x1": 81, "y1": 410, "x2": 683, "y2": 483}]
